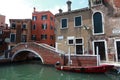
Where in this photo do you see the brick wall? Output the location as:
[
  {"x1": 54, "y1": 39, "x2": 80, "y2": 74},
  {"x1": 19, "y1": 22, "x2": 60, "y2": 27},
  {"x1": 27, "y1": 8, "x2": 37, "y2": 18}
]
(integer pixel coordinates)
[
  {"x1": 114, "y1": 0, "x2": 120, "y2": 8},
  {"x1": 64, "y1": 55, "x2": 97, "y2": 66}
]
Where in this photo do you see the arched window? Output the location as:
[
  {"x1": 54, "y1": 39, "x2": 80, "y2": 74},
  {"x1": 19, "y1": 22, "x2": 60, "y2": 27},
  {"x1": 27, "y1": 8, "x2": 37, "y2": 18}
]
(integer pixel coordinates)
[{"x1": 93, "y1": 12, "x2": 103, "y2": 34}]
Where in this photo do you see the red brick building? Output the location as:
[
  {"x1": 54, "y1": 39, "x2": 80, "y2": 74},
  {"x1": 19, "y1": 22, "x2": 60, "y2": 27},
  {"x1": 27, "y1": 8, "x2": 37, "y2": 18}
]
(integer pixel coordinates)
[{"x1": 32, "y1": 8, "x2": 55, "y2": 47}]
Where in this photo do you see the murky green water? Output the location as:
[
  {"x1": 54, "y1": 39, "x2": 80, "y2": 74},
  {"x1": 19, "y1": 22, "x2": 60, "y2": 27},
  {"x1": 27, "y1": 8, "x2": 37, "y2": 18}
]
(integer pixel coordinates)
[{"x1": 0, "y1": 63, "x2": 119, "y2": 80}]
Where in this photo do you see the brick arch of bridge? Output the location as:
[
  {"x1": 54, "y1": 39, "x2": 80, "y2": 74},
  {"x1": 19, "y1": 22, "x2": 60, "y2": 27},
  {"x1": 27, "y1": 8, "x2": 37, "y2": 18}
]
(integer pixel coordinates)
[
  {"x1": 10, "y1": 42, "x2": 64, "y2": 65},
  {"x1": 11, "y1": 49, "x2": 44, "y2": 63}
]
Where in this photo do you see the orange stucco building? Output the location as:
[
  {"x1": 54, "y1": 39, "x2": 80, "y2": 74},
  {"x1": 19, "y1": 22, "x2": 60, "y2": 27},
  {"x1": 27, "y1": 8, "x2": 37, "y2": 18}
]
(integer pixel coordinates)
[{"x1": 32, "y1": 8, "x2": 55, "y2": 47}]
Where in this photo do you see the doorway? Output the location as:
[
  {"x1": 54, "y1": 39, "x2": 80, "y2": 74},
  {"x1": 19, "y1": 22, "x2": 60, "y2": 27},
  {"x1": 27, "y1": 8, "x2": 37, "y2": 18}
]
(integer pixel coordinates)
[
  {"x1": 116, "y1": 41, "x2": 120, "y2": 61},
  {"x1": 76, "y1": 45, "x2": 83, "y2": 54},
  {"x1": 94, "y1": 41, "x2": 106, "y2": 60}
]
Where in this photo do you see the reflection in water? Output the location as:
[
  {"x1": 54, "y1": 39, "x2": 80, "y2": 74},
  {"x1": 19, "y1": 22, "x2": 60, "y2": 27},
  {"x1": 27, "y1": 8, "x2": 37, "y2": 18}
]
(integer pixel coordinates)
[{"x1": 0, "y1": 63, "x2": 118, "y2": 80}]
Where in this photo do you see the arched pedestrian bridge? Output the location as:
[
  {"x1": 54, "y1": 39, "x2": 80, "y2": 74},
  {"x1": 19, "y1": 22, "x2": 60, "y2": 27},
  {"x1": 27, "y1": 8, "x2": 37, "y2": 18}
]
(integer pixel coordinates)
[{"x1": 9, "y1": 42, "x2": 64, "y2": 65}]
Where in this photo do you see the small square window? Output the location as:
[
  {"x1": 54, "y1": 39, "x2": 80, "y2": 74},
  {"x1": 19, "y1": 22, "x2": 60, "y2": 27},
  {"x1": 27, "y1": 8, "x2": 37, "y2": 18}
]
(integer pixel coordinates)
[
  {"x1": 67, "y1": 36, "x2": 74, "y2": 45},
  {"x1": 68, "y1": 39, "x2": 74, "y2": 45},
  {"x1": 75, "y1": 38, "x2": 83, "y2": 44}
]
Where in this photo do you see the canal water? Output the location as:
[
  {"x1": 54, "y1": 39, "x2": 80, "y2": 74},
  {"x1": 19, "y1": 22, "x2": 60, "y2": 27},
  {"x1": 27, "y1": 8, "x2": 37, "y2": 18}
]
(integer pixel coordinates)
[{"x1": 0, "y1": 62, "x2": 119, "y2": 80}]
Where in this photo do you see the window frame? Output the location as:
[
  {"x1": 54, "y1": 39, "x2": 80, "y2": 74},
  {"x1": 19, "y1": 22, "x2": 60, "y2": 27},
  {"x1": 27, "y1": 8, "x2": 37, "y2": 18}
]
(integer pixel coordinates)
[
  {"x1": 11, "y1": 23, "x2": 16, "y2": 29},
  {"x1": 75, "y1": 37, "x2": 84, "y2": 55},
  {"x1": 67, "y1": 36, "x2": 75, "y2": 45},
  {"x1": 32, "y1": 16, "x2": 37, "y2": 21},
  {"x1": 22, "y1": 23, "x2": 27, "y2": 29},
  {"x1": 92, "y1": 11, "x2": 104, "y2": 35},
  {"x1": 10, "y1": 33, "x2": 16, "y2": 42},
  {"x1": 60, "y1": 18, "x2": 68, "y2": 29},
  {"x1": 31, "y1": 35, "x2": 36, "y2": 41},
  {"x1": 74, "y1": 16, "x2": 82, "y2": 27},
  {"x1": 42, "y1": 23, "x2": 47, "y2": 30},
  {"x1": 41, "y1": 34, "x2": 47, "y2": 40},
  {"x1": 32, "y1": 24, "x2": 36, "y2": 30},
  {"x1": 41, "y1": 15, "x2": 47, "y2": 20}
]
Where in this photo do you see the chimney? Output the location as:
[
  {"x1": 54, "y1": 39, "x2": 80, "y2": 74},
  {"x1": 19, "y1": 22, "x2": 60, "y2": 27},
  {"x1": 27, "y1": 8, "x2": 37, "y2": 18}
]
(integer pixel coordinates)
[
  {"x1": 66, "y1": 0, "x2": 72, "y2": 12},
  {"x1": 59, "y1": 9, "x2": 63, "y2": 13},
  {"x1": 33, "y1": 7, "x2": 36, "y2": 12}
]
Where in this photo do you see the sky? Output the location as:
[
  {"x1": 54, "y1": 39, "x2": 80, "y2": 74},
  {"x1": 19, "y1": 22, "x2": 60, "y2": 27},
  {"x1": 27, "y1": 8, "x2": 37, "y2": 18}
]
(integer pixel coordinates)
[{"x1": 0, "y1": 0, "x2": 88, "y2": 26}]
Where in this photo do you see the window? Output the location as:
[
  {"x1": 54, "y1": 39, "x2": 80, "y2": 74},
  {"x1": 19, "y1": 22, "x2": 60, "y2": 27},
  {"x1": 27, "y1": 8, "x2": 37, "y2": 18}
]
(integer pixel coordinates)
[
  {"x1": 50, "y1": 35, "x2": 54, "y2": 40},
  {"x1": 0, "y1": 30, "x2": 2, "y2": 34},
  {"x1": 68, "y1": 39, "x2": 74, "y2": 45},
  {"x1": 31, "y1": 35, "x2": 36, "y2": 41},
  {"x1": 41, "y1": 15, "x2": 47, "y2": 20},
  {"x1": 50, "y1": 26, "x2": 53, "y2": 30},
  {"x1": 92, "y1": 0, "x2": 102, "y2": 6},
  {"x1": 32, "y1": 24, "x2": 36, "y2": 30},
  {"x1": 21, "y1": 35, "x2": 27, "y2": 42},
  {"x1": 75, "y1": 38, "x2": 83, "y2": 55},
  {"x1": 32, "y1": 16, "x2": 37, "y2": 21},
  {"x1": 74, "y1": 16, "x2": 82, "y2": 27},
  {"x1": 75, "y1": 38, "x2": 83, "y2": 44},
  {"x1": 50, "y1": 16, "x2": 53, "y2": 21},
  {"x1": 76, "y1": 45, "x2": 83, "y2": 54},
  {"x1": 10, "y1": 33, "x2": 16, "y2": 42},
  {"x1": 42, "y1": 24, "x2": 47, "y2": 30},
  {"x1": 67, "y1": 36, "x2": 74, "y2": 45},
  {"x1": 11, "y1": 23, "x2": 16, "y2": 29},
  {"x1": 93, "y1": 12, "x2": 103, "y2": 34},
  {"x1": 41, "y1": 34, "x2": 47, "y2": 40},
  {"x1": 61, "y1": 18, "x2": 68, "y2": 29},
  {"x1": 22, "y1": 24, "x2": 26, "y2": 29}
]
